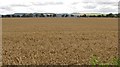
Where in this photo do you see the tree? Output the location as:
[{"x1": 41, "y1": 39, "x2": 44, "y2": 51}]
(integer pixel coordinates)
[
  {"x1": 2, "y1": 15, "x2": 6, "y2": 18},
  {"x1": 40, "y1": 14, "x2": 45, "y2": 17},
  {"x1": 71, "y1": 14, "x2": 74, "y2": 17},
  {"x1": 5, "y1": 15, "x2": 11, "y2": 17},
  {"x1": 27, "y1": 13, "x2": 33, "y2": 17},
  {"x1": 101, "y1": 14, "x2": 105, "y2": 17},
  {"x1": 82, "y1": 14, "x2": 87, "y2": 17},
  {"x1": 21, "y1": 14, "x2": 27, "y2": 17},
  {"x1": 49, "y1": 14, "x2": 52, "y2": 17},
  {"x1": 53, "y1": 14, "x2": 56, "y2": 17},
  {"x1": 106, "y1": 13, "x2": 115, "y2": 17},
  {"x1": 65, "y1": 14, "x2": 69, "y2": 17},
  {"x1": 46, "y1": 15, "x2": 49, "y2": 17},
  {"x1": 61, "y1": 14, "x2": 65, "y2": 17},
  {"x1": 77, "y1": 16, "x2": 80, "y2": 18},
  {"x1": 35, "y1": 14, "x2": 38, "y2": 17},
  {"x1": 89, "y1": 15, "x2": 96, "y2": 17},
  {"x1": 116, "y1": 13, "x2": 120, "y2": 18},
  {"x1": 97, "y1": 15, "x2": 102, "y2": 17}
]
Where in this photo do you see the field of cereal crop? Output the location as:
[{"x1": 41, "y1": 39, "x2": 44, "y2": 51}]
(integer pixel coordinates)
[{"x1": 2, "y1": 18, "x2": 118, "y2": 65}]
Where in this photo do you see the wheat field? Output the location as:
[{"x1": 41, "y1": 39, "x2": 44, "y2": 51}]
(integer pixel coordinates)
[{"x1": 2, "y1": 18, "x2": 118, "y2": 65}]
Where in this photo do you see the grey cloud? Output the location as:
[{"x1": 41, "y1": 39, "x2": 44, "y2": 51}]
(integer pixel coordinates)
[
  {"x1": 82, "y1": 2, "x2": 93, "y2": 3},
  {"x1": 82, "y1": 0, "x2": 95, "y2": 3},
  {"x1": 119, "y1": 1, "x2": 120, "y2": 6},
  {"x1": 83, "y1": 2, "x2": 118, "y2": 6},
  {"x1": 97, "y1": 2, "x2": 113, "y2": 5},
  {"x1": 97, "y1": 2, "x2": 118, "y2": 6},
  {"x1": 0, "y1": 6, "x2": 12, "y2": 11},
  {"x1": 117, "y1": 1, "x2": 120, "y2": 13},
  {"x1": 83, "y1": 3, "x2": 97, "y2": 9},
  {"x1": 10, "y1": 4, "x2": 30, "y2": 7},
  {"x1": 113, "y1": 3, "x2": 118, "y2": 6},
  {"x1": 98, "y1": 7, "x2": 117, "y2": 13},
  {"x1": 31, "y1": 2, "x2": 63, "y2": 6},
  {"x1": 71, "y1": 2, "x2": 79, "y2": 5},
  {"x1": 83, "y1": 5, "x2": 96, "y2": 9},
  {"x1": 118, "y1": 5, "x2": 120, "y2": 12}
]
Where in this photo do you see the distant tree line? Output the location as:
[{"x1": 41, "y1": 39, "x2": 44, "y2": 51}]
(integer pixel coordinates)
[
  {"x1": 1, "y1": 13, "x2": 120, "y2": 18},
  {"x1": 80, "y1": 13, "x2": 120, "y2": 18}
]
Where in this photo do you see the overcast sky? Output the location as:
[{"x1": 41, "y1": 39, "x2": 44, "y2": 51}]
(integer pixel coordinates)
[{"x1": 0, "y1": 0, "x2": 120, "y2": 15}]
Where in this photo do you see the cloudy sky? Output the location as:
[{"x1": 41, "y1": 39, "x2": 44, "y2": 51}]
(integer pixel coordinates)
[{"x1": 0, "y1": 0, "x2": 120, "y2": 15}]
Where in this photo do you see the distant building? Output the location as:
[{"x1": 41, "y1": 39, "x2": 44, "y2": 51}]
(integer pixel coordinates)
[
  {"x1": 71, "y1": 13, "x2": 80, "y2": 16},
  {"x1": 14, "y1": 13, "x2": 33, "y2": 17},
  {"x1": 43, "y1": 13, "x2": 55, "y2": 17},
  {"x1": 56, "y1": 14, "x2": 62, "y2": 17},
  {"x1": 14, "y1": 13, "x2": 26, "y2": 16}
]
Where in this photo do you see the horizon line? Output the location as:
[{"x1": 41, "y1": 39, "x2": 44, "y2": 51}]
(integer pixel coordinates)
[{"x1": 0, "y1": 12, "x2": 119, "y2": 15}]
